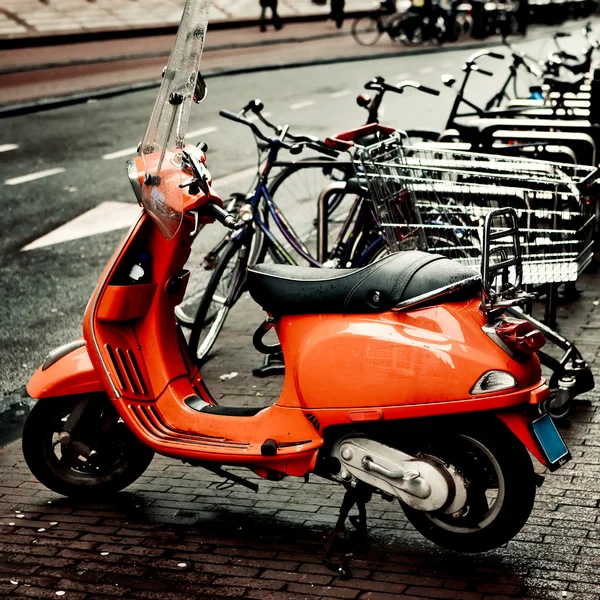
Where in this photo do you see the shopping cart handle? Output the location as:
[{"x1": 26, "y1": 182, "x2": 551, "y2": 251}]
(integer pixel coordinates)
[{"x1": 577, "y1": 166, "x2": 600, "y2": 192}]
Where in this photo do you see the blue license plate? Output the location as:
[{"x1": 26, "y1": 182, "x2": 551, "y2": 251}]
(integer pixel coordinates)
[{"x1": 531, "y1": 414, "x2": 571, "y2": 471}]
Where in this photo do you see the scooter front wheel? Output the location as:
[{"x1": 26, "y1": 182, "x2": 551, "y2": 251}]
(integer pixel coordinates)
[
  {"x1": 400, "y1": 420, "x2": 536, "y2": 552},
  {"x1": 22, "y1": 395, "x2": 154, "y2": 499}
]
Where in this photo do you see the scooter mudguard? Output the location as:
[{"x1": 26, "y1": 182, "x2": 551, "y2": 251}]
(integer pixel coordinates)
[
  {"x1": 497, "y1": 409, "x2": 546, "y2": 465},
  {"x1": 27, "y1": 339, "x2": 103, "y2": 399}
]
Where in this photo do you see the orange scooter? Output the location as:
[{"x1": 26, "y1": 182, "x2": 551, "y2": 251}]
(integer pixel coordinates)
[{"x1": 23, "y1": 0, "x2": 572, "y2": 574}]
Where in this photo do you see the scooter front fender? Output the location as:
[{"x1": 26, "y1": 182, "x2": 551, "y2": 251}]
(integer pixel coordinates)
[{"x1": 27, "y1": 339, "x2": 104, "y2": 399}]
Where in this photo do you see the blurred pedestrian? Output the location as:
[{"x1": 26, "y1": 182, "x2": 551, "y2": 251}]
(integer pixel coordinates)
[
  {"x1": 330, "y1": 0, "x2": 345, "y2": 28},
  {"x1": 260, "y1": 0, "x2": 283, "y2": 32},
  {"x1": 516, "y1": 0, "x2": 529, "y2": 35}
]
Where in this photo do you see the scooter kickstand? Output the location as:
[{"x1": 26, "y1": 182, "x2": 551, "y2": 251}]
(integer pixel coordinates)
[{"x1": 322, "y1": 483, "x2": 370, "y2": 580}]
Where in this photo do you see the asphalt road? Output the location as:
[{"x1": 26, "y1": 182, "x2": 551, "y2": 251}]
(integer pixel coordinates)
[{"x1": 0, "y1": 28, "x2": 591, "y2": 406}]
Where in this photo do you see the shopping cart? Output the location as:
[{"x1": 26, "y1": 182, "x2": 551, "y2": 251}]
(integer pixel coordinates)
[
  {"x1": 353, "y1": 132, "x2": 598, "y2": 289},
  {"x1": 346, "y1": 129, "x2": 600, "y2": 418}
]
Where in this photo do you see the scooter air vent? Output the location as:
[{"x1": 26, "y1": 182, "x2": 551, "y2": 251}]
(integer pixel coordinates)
[
  {"x1": 105, "y1": 344, "x2": 148, "y2": 397},
  {"x1": 305, "y1": 413, "x2": 321, "y2": 432}
]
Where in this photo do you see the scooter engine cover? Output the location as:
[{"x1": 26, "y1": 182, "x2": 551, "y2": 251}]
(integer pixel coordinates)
[{"x1": 332, "y1": 438, "x2": 464, "y2": 512}]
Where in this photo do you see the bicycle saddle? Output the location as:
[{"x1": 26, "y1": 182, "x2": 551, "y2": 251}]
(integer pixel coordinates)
[{"x1": 247, "y1": 251, "x2": 480, "y2": 316}]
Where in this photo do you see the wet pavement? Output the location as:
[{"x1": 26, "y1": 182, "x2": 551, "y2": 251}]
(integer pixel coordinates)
[{"x1": 1, "y1": 271, "x2": 600, "y2": 599}]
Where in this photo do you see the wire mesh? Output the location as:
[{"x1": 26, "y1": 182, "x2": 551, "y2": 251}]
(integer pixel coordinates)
[{"x1": 353, "y1": 132, "x2": 598, "y2": 284}]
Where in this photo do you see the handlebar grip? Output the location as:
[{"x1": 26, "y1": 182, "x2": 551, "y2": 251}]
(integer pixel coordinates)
[
  {"x1": 475, "y1": 66, "x2": 494, "y2": 77},
  {"x1": 307, "y1": 141, "x2": 339, "y2": 158},
  {"x1": 219, "y1": 109, "x2": 243, "y2": 123},
  {"x1": 417, "y1": 84, "x2": 440, "y2": 96},
  {"x1": 364, "y1": 79, "x2": 382, "y2": 91},
  {"x1": 487, "y1": 52, "x2": 505, "y2": 60}
]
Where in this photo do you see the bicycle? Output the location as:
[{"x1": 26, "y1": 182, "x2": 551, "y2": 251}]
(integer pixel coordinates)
[
  {"x1": 351, "y1": 9, "x2": 408, "y2": 46},
  {"x1": 181, "y1": 101, "x2": 393, "y2": 363}
]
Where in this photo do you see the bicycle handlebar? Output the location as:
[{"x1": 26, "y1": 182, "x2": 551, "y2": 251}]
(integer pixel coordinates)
[
  {"x1": 219, "y1": 104, "x2": 339, "y2": 158},
  {"x1": 472, "y1": 65, "x2": 493, "y2": 77},
  {"x1": 364, "y1": 77, "x2": 440, "y2": 96}
]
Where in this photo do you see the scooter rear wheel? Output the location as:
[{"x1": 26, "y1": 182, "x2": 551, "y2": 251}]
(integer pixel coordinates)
[
  {"x1": 22, "y1": 395, "x2": 154, "y2": 499},
  {"x1": 400, "y1": 419, "x2": 536, "y2": 552}
]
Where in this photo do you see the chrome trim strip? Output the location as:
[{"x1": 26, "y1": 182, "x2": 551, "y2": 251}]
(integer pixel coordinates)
[
  {"x1": 126, "y1": 159, "x2": 143, "y2": 204},
  {"x1": 393, "y1": 275, "x2": 481, "y2": 311},
  {"x1": 42, "y1": 339, "x2": 86, "y2": 371},
  {"x1": 87, "y1": 211, "x2": 145, "y2": 399}
]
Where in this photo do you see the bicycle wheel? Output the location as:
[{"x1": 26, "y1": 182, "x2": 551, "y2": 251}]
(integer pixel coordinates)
[
  {"x1": 266, "y1": 158, "x2": 352, "y2": 265},
  {"x1": 188, "y1": 237, "x2": 250, "y2": 363},
  {"x1": 351, "y1": 15, "x2": 384, "y2": 46}
]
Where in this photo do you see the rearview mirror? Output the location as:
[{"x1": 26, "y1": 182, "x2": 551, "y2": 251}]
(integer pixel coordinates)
[
  {"x1": 442, "y1": 74, "x2": 456, "y2": 88},
  {"x1": 194, "y1": 72, "x2": 208, "y2": 103}
]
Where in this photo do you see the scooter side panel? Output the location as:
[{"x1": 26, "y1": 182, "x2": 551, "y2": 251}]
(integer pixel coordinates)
[
  {"x1": 279, "y1": 299, "x2": 541, "y2": 410},
  {"x1": 27, "y1": 345, "x2": 103, "y2": 398}
]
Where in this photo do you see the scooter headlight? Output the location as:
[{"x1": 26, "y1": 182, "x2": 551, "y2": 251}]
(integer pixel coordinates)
[{"x1": 471, "y1": 371, "x2": 517, "y2": 395}]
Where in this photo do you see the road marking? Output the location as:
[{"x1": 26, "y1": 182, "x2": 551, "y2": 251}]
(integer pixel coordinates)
[
  {"x1": 419, "y1": 67, "x2": 434, "y2": 74},
  {"x1": 397, "y1": 72, "x2": 411, "y2": 79},
  {"x1": 187, "y1": 125, "x2": 218, "y2": 138},
  {"x1": 102, "y1": 146, "x2": 137, "y2": 160},
  {"x1": 5, "y1": 167, "x2": 65, "y2": 186},
  {"x1": 22, "y1": 201, "x2": 142, "y2": 251},
  {"x1": 102, "y1": 127, "x2": 218, "y2": 160},
  {"x1": 246, "y1": 112, "x2": 272, "y2": 123},
  {"x1": 290, "y1": 99, "x2": 316, "y2": 110},
  {"x1": 0, "y1": 144, "x2": 18, "y2": 153},
  {"x1": 330, "y1": 90, "x2": 350, "y2": 98},
  {"x1": 213, "y1": 166, "x2": 257, "y2": 187},
  {"x1": 21, "y1": 166, "x2": 258, "y2": 251}
]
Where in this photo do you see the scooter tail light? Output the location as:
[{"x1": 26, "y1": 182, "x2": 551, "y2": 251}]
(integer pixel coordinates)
[
  {"x1": 495, "y1": 319, "x2": 546, "y2": 355},
  {"x1": 471, "y1": 371, "x2": 518, "y2": 395}
]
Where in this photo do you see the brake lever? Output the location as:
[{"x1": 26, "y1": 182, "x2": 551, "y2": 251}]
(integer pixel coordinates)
[{"x1": 181, "y1": 149, "x2": 210, "y2": 196}]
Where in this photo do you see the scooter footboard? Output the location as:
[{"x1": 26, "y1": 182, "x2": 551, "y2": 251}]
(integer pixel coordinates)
[{"x1": 27, "y1": 340, "x2": 103, "y2": 399}]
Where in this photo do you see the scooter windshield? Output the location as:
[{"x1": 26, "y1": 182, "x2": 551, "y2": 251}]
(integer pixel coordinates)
[{"x1": 138, "y1": 0, "x2": 210, "y2": 240}]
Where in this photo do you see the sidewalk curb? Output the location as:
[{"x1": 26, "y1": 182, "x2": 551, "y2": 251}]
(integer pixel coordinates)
[
  {"x1": 0, "y1": 30, "x2": 349, "y2": 77},
  {"x1": 0, "y1": 389, "x2": 34, "y2": 449},
  {"x1": 0, "y1": 39, "x2": 504, "y2": 119},
  {"x1": 0, "y1": 11, "x2": 369, "y2": 50}
]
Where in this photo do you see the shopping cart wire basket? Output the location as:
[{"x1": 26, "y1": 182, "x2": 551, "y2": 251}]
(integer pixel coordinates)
[{"x1": 352, "y1": 132, "x2": 599, "y2": 285}]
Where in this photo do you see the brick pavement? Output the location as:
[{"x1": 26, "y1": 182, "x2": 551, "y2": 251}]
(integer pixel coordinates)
[{"x1": 1, "y1": 275, "x2": 600, "y2": 599}]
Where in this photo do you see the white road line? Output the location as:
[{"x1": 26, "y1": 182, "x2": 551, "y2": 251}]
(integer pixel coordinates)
[
  {"x1": 330, "y1": 90, "x2": 350, "y2": 98},
  {"x1": 187, "y1": 125, "x2": 218, "y2": 138},
  {"x1": 22, "y1": 201, "x2": 142, "y2": 251},
  {"x1": 0, "y1": 144, "x2": 18, "y2": 153},
  {"x1": 213, "y1": 166, "x2": 257, "y2": 187},
  {"x1": 246, "y1": 112, "x2": 272, "y2": 123},
  {"x1": 419, "y1": 67, "x2": 434, "y2": 74},
  {"x1": 290, "y1": 99, "x2": 316, "y2": 110},
  {"x1": 5, "y1": 167, "x2": 65, "y2": 186},
  {"x1": 102, "y1": 146, "x2": 137, "y2": 160},
  {"x1": 397, "y1": 72, "x2": 411, "y2": 79}
]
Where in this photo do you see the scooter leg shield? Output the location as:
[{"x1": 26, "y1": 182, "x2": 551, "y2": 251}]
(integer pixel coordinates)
[{"x1": 27, "y1": 340, "x2": 103, "y2": 399}]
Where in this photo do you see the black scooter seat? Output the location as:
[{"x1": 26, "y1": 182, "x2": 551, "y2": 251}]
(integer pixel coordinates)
[{"x1": 247, "y1": 251, "x2": 480, "y2": 316}]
